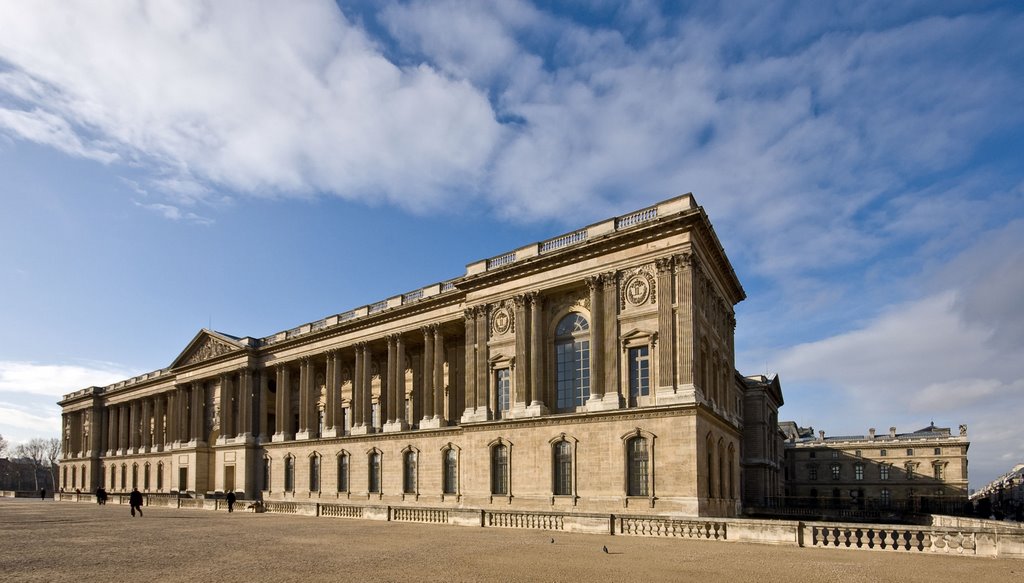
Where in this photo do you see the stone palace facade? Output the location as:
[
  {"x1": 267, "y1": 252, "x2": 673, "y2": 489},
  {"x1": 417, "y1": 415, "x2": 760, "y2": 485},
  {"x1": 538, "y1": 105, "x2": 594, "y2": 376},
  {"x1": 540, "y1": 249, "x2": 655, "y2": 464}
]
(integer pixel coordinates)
[{"x1": 58, "y1": 194, "x2": 785, "y2": 517}]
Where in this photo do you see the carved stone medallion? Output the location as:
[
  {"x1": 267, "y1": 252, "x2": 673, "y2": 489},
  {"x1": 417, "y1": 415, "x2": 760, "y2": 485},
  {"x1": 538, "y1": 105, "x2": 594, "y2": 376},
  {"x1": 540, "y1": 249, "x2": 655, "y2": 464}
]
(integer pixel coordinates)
[
  {"x1": 624, "y1": 275, "x2": 651, "y2": 306},
  {"x1": 492, "y1": 306, "x2": 513, "y2": 335}
]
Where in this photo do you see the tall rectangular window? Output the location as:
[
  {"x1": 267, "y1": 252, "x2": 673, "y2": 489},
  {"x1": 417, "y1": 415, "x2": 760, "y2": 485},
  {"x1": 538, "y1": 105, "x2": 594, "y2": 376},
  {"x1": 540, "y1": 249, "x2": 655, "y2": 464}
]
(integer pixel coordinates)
[
  {"x1": 156, "y1": 464, "x2": 163, "y2": 491},
  {"x1": 491, "y1": 445, "x2": 508, "y2": 496},
  {"x1": 880, "y1": 464, "x2": 890, "y2": 480},
  {"x1": 337, "y1": 455, "x2": 349, "y2": 493},
  {"x1": 934, "y1": 464, "x2": 943, "y2": 480},
  {"x1": 553, "y1": 441, "x2": 573, "y2": 496},
  {"x1": 443, "y1": 449, "x2": 457, "y2": 495},
  {"x1": 262, "y1": 458, "x2": 271, "y2": 491},
  {"x1": 627, "y1": 437, "x2": 649, "y2": 497},
  {"x1": 309, "y1": 456, "x2": 320, "y2": 492},
  {"x1": 368, "y1": 453, "x2": 381, "y2": 494},
  {"x1": 808, "y1": 466, "x2": 818, "y2": 481},
  {"x1": 403, "y1": 451, "x2": 417, "y2": 494},
  {"x1": 628, "y1": 346, "x2": 650, "y2": 406},
  {"x1": 496, "y1": 368, "x2": 510, "y2": 419},
  {"x1": 284, "y1": 457, "x2": 294, "y2": 492},
  {"x1": 854, "y1": 463, "x2": 864, "y2": 481},
  {"x1": 830, "y1": 464, "x2": 840, "y2": 480},
  {"x1": 880, "y1": 488, "x2": 891, "y2": 508}
]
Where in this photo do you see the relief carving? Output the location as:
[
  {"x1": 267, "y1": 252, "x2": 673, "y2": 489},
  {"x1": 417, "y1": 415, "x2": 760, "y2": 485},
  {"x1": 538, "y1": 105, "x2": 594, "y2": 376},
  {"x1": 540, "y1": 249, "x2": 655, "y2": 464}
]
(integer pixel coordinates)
[
  {"x1": 619, "y1": 264, "x2": 657, "y2": 309},
  {"x1": 490, "y1": 300, "x2": 515, "y2": 336},
  {"x1": 182, "y1": 336, "x2": 235, "y2": 366}
]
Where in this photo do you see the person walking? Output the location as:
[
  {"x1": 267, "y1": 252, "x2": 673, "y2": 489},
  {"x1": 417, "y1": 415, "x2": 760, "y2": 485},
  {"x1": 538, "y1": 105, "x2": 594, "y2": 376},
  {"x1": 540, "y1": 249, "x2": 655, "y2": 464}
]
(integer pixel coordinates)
[
  {"x1": 129, "y1": 487, "x2": 144, "y2": 517},
  {"x1": 226, "y1": 491, "x2": 236, "y2": 513},
  {"x1": 39, "y1": 488, "x2": 46, "y2": 501}
]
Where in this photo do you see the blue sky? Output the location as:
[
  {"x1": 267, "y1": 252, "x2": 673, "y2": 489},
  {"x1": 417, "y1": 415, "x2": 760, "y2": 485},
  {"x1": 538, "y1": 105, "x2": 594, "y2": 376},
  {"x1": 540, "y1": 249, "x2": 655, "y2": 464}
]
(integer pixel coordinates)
[{"x1": 0, "y1": 1, "x2": 1022, "y2": 489}]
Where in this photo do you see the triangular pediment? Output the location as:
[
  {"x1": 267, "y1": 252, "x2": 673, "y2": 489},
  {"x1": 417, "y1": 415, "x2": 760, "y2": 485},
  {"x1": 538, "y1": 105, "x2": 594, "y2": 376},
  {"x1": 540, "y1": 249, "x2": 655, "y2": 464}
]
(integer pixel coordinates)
[{"x1": 170, "y1": 329, "x2": 245, "y2": 369}]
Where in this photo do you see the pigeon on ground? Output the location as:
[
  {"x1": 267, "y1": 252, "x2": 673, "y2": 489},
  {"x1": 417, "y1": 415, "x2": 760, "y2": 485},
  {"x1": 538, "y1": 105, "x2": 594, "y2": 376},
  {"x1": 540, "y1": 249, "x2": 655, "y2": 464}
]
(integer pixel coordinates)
[
  {"x1": 550, "y1": 538, "x2": 554, "y2": 544},
  {"x1": 603, "y1": 545, "x2": 608, "y2": 553}
]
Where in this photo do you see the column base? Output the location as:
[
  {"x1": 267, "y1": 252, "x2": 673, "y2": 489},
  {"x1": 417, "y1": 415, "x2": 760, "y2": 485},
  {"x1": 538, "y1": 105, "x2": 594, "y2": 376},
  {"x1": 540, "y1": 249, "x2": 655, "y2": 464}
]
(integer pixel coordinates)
[
  {"x1": 586, "y1": 393, "x2": 621, "y2": 411},
  {"x1": 655, "y1": 383, "x2": 698, "y2": 405},
  {"x1": 350, "y1": 425, "x2": 373, "y2": 436},
  {"x1": 232, "y1": 433, "x2": 256, "y2": 445},
  {"x1": 506, "y1": 403, "x2": 549, "y2": 418},
  {"x1": 382, "y1": 420, "x2": 408, "y2": 433},
  {"x1": 295, "y1": 430, "x2": 313, "y2": 440},
  {"x1": 215, "y1": 436, "x2": 229, "y2": 445},
  {"x1": 271, "y1": 432, "x2": 292, "y2": 443},
  {"x1": 320, "y1": 428, "x2": 339, "y2": 438},
  {"x1": 460, "y1": 407, "x2": 491, "y2": 423},
  {"x1": 419, "y1": 417, "x2": 443, "y2": 429}
]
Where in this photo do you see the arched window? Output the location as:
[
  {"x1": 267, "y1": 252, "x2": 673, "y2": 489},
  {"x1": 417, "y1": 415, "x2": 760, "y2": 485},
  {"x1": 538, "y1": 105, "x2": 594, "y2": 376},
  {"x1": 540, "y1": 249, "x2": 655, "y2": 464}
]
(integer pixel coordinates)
[
  {"x1": 70, "y1": 466, "x2": 76, "y2": 489},
  {"x1": 368, "y1": 451, "x2": 381, "y2": 494},
  {"x1": 727, "y1": 444, "x2": 736, "y2": 499},
  {"x1": 337, "y1": 453, "x2": 349, "y2": 493},
  {"x1": 555, "y1": 313, "x2": 590, "y2": 410},
  {"x1": 81, "y1": 465, "x2": 86, "y2": 489},
  {"x1": 284, "y1": 456, "x2": 295, "y2": 492},
  {"x1": 553, "y1": 440, "x2": 573, "y2": 496},
  {"x1": 120, "y1": 464, "x2": 127, "y2": 491},
  {"x1": 144, "y1": 463, "x2": 151, "y2": 491},
  {"x1": 110, "y1": 465, "x2": 117, "y2": 491},
  {"x1": 309, "y1": 454, "x2": 321, "y2": 493},
  {"x1": 156, "y1": 462, "x2": 164, "y2": 491},
  {"x1": 491, "y1": 444, "x2": 509, "y2": 496},
  {"x1": 403, "y1": 450, "x2": 417, "y2": 494},
  {"x1": 627, "y1": 436, "x2": 649, "y2": 497},
  {"x1": 443, "y1": 448, "x2": 458, "y2": 495}
]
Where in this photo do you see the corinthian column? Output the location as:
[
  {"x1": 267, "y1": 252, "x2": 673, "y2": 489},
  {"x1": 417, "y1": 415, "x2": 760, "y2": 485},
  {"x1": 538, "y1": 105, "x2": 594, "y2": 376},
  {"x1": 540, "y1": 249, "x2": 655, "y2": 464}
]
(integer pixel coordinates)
[
  {"x1": 654, "y1": 256, "x2": 685, "y2": 404},
  {"x1": 433, "y1": 325, "x2": 445, "y2": 424},
  {"x1": 421, "y1": 326, "x2": 435, "y2": 424},
  {"x1": 526, "y1": 291, "x2": 548, "y2": 416},
  {"x1": 460, "y1": 309, "x2": 477, "y2": 423}
]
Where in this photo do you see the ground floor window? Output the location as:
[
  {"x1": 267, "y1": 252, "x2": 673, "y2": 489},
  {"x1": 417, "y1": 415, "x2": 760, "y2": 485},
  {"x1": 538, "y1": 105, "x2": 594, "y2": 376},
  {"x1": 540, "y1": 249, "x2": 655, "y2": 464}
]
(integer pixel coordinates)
[
  {"x1": 403, "y1": 451, "x2": 417, "y2": 494},
  {"x1": 491, "y1": 444, "x2": 508, "y2": 496},
  {"x1": 309, "y1": 456, "x2": 320, "y2": 493},
  {"x1": 337, "y1": 454, "x2": 349, "y2": 493},
  {"x1": 368, "y1": 452, "x2": 381, "y2": 494},
  {"x1": 627, "y1": 436, "x2": 649, "y2": 497},
  {"x1": 553, "y1": 441, "x2": 572, "y2": 496},
  {"x1": 443, "y1": 449, "x2": 457, "y2": 495},
  {"x1": 284, "y1": 457, "x2": 295, "y2": 492}
]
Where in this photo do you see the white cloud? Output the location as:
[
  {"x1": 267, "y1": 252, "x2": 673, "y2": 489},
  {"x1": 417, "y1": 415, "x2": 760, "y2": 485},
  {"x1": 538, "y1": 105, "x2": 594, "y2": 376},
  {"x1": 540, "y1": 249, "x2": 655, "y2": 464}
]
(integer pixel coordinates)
[
  {"x1": 0, "y1": 361, "x2": 136, "y2": 446},
  {"x1": 0, "y1": 360, "x2": 135, "y2": 399},
  {"x1": 0, "y1": 1, "x2": 501, "y2": 212},
  {"x1": 772, "y1": 222, "x2": 1024, "y2": 487}
]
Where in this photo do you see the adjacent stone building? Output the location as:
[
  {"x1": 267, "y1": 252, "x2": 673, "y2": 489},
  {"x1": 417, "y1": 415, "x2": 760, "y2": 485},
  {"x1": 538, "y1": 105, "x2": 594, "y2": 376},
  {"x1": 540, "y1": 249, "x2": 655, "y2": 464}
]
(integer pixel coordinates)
[
  {"x1": 58, "y1": 194, "x2": 765, "y2": 517},
  {"x1": 781, "y1": 423, "x2": 970, "y2": 513}
]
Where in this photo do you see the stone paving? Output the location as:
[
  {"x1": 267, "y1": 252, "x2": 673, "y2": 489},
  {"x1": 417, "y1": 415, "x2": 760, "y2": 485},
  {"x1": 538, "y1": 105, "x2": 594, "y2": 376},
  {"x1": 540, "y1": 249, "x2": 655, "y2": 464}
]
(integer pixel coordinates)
[{"x1": 1, "y1": 499, "x2": 1020, "y2": 582}]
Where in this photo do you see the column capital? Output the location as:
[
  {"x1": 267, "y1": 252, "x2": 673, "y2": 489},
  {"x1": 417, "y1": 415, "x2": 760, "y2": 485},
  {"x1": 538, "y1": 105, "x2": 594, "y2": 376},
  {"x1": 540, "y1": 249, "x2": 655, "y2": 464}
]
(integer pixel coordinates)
[
  {"x1": 655, "y1": 256, "x2": 674, "y2": 274},
  {"x1": 586, "y1": 274, "x2": 604, "y2": 290},
  {"x1": 601, "y1": 270, "x2": 618, "y2": 289}
]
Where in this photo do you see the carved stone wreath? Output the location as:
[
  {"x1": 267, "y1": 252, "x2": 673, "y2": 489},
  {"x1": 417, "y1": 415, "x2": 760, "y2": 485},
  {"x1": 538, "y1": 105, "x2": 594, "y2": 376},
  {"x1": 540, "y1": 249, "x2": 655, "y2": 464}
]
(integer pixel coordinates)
[{"x1": 619, "y1": 264, "x2": 657, "y2": 309}]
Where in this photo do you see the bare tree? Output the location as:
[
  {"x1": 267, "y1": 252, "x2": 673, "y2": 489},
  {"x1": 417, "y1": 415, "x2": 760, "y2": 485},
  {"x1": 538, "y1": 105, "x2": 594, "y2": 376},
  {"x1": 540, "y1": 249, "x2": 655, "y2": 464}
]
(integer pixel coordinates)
[
  {"x1": 14, "y1": 439, "x2": 49, "y2": 491},
  {"x1": 44, "y1": 438, "x2": 61, "y2": 493},
  {"x1": 0, "y1": 433, "x2": 8, "y2": 457}
]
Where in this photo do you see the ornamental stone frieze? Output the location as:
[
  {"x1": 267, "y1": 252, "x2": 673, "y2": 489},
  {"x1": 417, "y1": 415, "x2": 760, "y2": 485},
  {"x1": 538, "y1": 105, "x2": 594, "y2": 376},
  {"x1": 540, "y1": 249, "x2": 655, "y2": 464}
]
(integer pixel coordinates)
[{"x1": 181, "y1": 335, "x2": 236, "y2": 366}]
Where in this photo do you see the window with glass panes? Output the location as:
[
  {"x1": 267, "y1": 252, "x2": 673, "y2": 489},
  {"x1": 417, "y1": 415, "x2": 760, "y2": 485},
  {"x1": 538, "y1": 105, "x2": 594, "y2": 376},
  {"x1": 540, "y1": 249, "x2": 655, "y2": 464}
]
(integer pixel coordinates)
[
  {"x1": 854, "y1": 463, "x2": 864, "y2": 481},
  {"x1": 403, "y1": 451, "x2": 417, "y2": 494},
  {"x1": 880, "y1": 464, "x2": 889, "y2": 480},
  {"x1": 830, "y1": 463, "x2": 840, "y2": 480},
  {"x1": 337, "y1": 454, "x2": 349, "y2": 493},
  {"x1": 495, "y1": 368, "x2": 510, "y2": 419},
  {"x1": 628, "y1": 346, "x2": 650, "y2": 406},
  {"x1": 627, "y1": 437, "x2": 649, "y2": 497},
  {"x1": 553, "y1": 441, "x2": 572, "y2": 496},
  {"x1": 555, "y1": 313, "x2": 590, "y2": 409},
  {"x1": 284, "y1": 457, "x2": 294, "y2": 492},
  {"x1": 443, "y1": 449, "x2": 457, "y2": 495},
  {"x1": 309, "y1": 456, "x2": 320, "y2": 492},
  {"x1": 491, "y1": 445, "x2": 508, "y2": 496},
  {"x1": 368, "y1": 452, "x2": 381, "y2": 493}
]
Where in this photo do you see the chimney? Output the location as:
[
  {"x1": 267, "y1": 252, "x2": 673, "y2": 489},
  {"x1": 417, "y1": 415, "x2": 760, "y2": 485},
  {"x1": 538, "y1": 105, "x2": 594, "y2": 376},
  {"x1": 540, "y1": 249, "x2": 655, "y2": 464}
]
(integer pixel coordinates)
[
  {"x1": 889, "y1": 426, "x2": 897, "y2": 438},
  {"x1": 818, "y1": 430, "x2": 825, "y2": 441},
  {"x1": 868, "y1": 428, "x2": 876, "y2": 440}
]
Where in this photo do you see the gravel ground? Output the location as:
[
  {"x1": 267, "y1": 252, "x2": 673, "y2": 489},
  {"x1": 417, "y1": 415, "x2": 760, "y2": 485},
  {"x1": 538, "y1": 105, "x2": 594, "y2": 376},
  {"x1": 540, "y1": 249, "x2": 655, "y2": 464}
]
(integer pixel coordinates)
[{"x1": 0, "y1": 499, "x2": 1020, "y2": 583}]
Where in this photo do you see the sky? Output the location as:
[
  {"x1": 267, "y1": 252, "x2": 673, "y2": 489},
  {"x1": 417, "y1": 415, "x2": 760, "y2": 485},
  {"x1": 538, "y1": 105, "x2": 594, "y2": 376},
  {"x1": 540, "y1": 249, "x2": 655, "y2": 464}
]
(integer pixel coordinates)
[{"x1": 0, "y1": 1, "x2": 1021, "y2": 489}]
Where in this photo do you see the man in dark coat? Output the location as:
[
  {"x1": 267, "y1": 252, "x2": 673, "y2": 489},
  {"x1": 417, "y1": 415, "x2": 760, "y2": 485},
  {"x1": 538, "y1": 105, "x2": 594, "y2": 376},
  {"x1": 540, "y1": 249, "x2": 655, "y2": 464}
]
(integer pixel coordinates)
[
  {"x1": 129, "y1": 487, "x2": 144, "y2": 517},
  {"x1": 226, "y1": 491, "x2": 237, "y2": 513}
]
